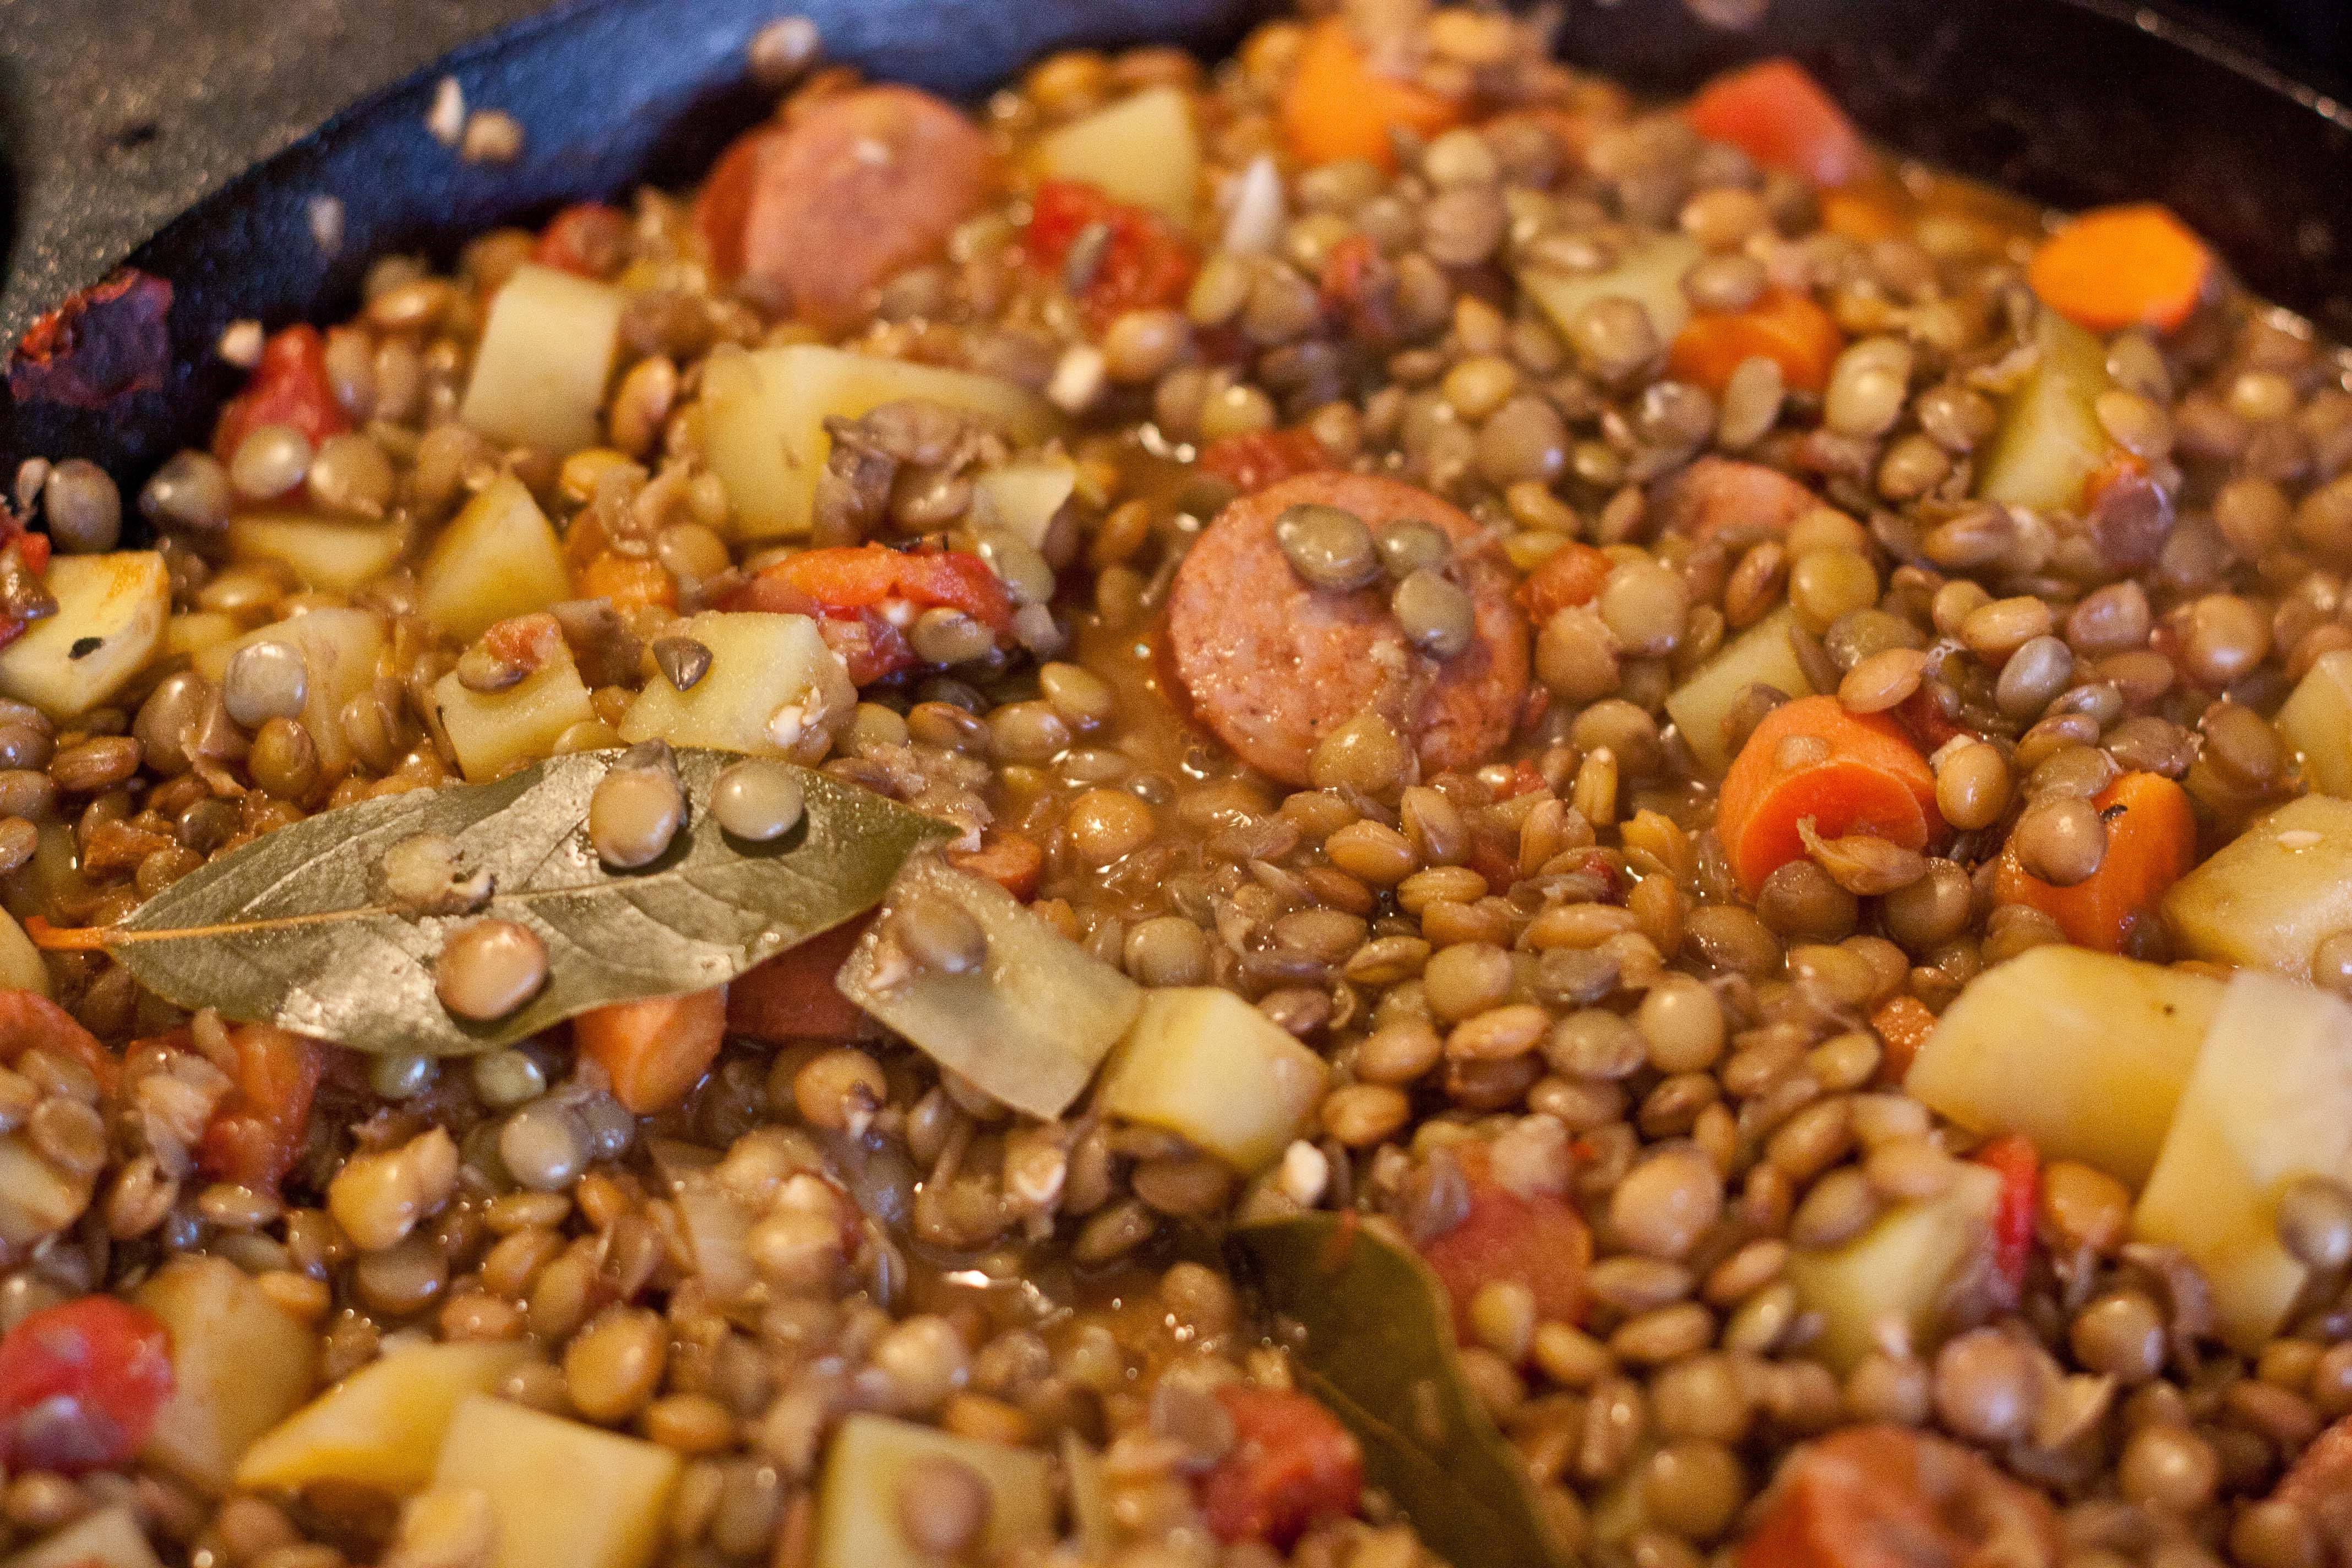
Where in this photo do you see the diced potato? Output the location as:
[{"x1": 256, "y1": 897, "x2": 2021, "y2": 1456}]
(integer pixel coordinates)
[
  {"x1": 0, "y1": 552, "x2": 170, "y2": 720},
  {"x1": 458, "y1": 264, "x2": 625, "y2": 455},
  {"x1": 0, "y1": 1506, "x2": 163, "y2": 1568},
  {"x1": 165, "y1": 611, "x2": 240, "y2": 665},
  {"x1": 972, "y1": 461, "x2": 1077, "y2": 554},
  {"x1": 1786, "y1": 1162, "x2": 2001, "y2": 1373},
  {"x1": 227, "y1": 513, "x2": 409, "y2": 592},
  {"x1": 237, "y1": 1340, "x2": 535, "y2": 1495},
  {"x1": 416, "y1": 475, "x2": 573, "y2": 643},
  {"x1": 0, "y1": 908, "x2": 46, "y2": 995},
  {"x1": 2279, "y1": 649, "x2": 2352, "y2": 798},
  {"x1": 1905, "y1": 947, "x2": 2223, "y2": 1187},
  {"x1": 431, "y1": 1396, "x2": 680, "y2": 1568},
  {"x1": 2132, "y1": 972, "x2": 2352, "y2": 1350},
  {"x1": 0, "y1": 1134, "x2": 90, "y2": 1247},
  {"x1": 1519, "y1": 233, "x2": 1703, "y2": 351},
  {"x1": 701, "y1": 345, "x2": 1057, "y2": 540},
  {"x1": 1032, "y1": 86, "x2": 1199, "y2": 224},
  {"x1": 137, "y1": 1256, "x2": 319, "y2": 1493},
  {"x1": 814, "y1": 1415, "x2": 1054, "y2": 1568},
  {"x1": 434, "y1": 644, "x2": 595, "y2": 781},
  {"x1": 837, "y1": 858, "x2": 1141, "y2": 1119},
  {"x1": 2161, "y1": 795, "x2": 2352, "y2": 979},
  {"x1": 1096, "y1": 987, "x2": 1329, "y2": 1173},
  {"x1": 616, "y1": 611, "x2": 854, "y2": 761},
  {"x1": 1662, "y1": 606, "x2": 1817, "y2": 777},
  {"x1": 1976, "y1": 311, "x2": 2114, "y2": 513},
  {"x1": 197, "y1": 608, "x2": 389, "y2": 780}
]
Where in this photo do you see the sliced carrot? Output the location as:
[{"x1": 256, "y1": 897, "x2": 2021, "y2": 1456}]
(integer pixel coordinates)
[
  {"x1": 1417, "y1": 1143, "x2": 1588, "y2": 1343},
  {"x1": 1992, "y1": 771, "x2": 2194, "y2": 954},
  {"x1": 1869, "y1": 994, "x2": 1937, "y2": 1082},
  {"x1": 1516, "y1": 541, "x2": 1611, "y2": 624},
  {"x1": 726, "y1": 918, "x2": 873, "y2": 1044},
  {"x1": 197, "y1": 1026, "x2": 325, "y2": 1194},
  {"x1": 2027, "y1": 203, "x2": 2213, "y2": 334},
  {"x1": 0, "y1": 992, "x2": 116, "y2": 1092},
  {"x1": 1668, "y1": 289, "x2": 1844, "y2": 396},
  {"x1": 947, "y1": 830, "x2": 1046, "y2": 901},
  {"x1": 579, "y1": 552, "x2": 679, "y2": 617},
  {"x1": 1278, "y1": 18, "x2": 1462, "y2": 172},
  {"x1": 1685, "y1": 58, "x2": 1871, "y2": 190},
  {"x1": 1817, "y1": 180, "x2": 1909, "y2": 243},
  {"x1": 1714, "y1": 695, "x2": 1940, "y2": 898},
  {"x1": 575, "y1": 988, "x2": 728, "y2": 1114}
]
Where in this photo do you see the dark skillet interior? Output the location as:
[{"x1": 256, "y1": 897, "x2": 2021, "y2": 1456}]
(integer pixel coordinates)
[{"x1": 5, "y1": 0, "x2": 2352, "y2": 504}]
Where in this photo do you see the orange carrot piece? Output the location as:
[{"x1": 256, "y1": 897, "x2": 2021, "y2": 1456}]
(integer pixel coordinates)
[
  {"x1": 579, "y1": 552, "x2": 679, "y2": 617},
  {"x1": 0, "y1": 991, "x2": 116, "y2": 1091},
  {"x1": 1870, "y1": 994, "x2": 1937, "y2": 1082},
  {"x1": 1992, "y1": 771, "x2": 2195, "y2": 954},
  {"x1": 946, "y1": 830, "x2": 1046, "y2": 901},
  {"x1": 1517, "y1": 541, "x2": 1612, "y2": 624},
  {"x1": 1817, "y1": 181, "x2": 1908, "y2": 243},
  {"x1": 1279, "y1": 19, "x2": 1462, "y2": 172},
  {"x1": 1685, "y1": 58, "x2": 1871, "y2": 189},
  {"x1": 1668, "y1": 289, "x2": 1844, "y2": 396},
  {"x1": 1715, "y1": 695, "x2": 1940, "y2": 897},
  {"x1": 197, "y1": 1026, "x2": 325, "y2": 1193},
  {"x1": 2027, "y1": 204, "x2": 2212, "y2": 334},
  {"x1": 726, "y1": 918, "x2": 873, "y2": 1044},
  {"x1": 575, "y1": 988, "x2": 729, "y2": 1114}
]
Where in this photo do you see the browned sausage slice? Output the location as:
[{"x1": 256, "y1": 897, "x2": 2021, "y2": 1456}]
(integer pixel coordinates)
[
  {"x1": 1739, "y1": 1426, "x2": 2060, "y2": 1568},
  {"x1": 1166, "y1": 473, "x2": 1529, "y2": 787},
  {"x1": 1656, "y1": 455, "x2": 1822, "y2": 542},
  {"x1": 696, "y1": 86, "x2": 990, "y2": 331}
]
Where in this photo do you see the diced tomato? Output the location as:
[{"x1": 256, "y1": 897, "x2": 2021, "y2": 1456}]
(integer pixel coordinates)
[
  {"x1": 733, "y1": 545, "x2": 1015, "y2": 635},
  {"x1": 196, "y1": 1025, "x2": 325, "y2": 1194},
  {"x1": 1686, "y1": 58, "x2": 1872, "y2": 190},
  {"x1": 1975, "y1": 1134, "x2": 2039, "y2": 1312},
  {"x1": 1417, "y1": 1142, "x2": 1589, "y2": 1341},
  {"x1": 946, "y1": 831, "x2": 1046, "y2": 901},
  {"x1": 211, "y1": 325, "x2": 351, "y2": 472},
  {"x1": 1023, "y1": 179, "x2": 1196, "y2": 328},
  {"x1": 1740, "y1": 1426, "x2": 2060, "y2": 1568},
  {"x1": 532, "y1": 202, "x2": 631, "y2": 278},
  {"x1": 1196, "y1": 428, "x2": 1335, "y2": 494},
  {"x1": 1888, "y1": 685, "x2": 1969, "y2": 756},
  {"x1": 1196, "y1": 1385, "x2": 1364, "y2": 1548},
  {"x1": 1868, "y1": 995, "x2": 1937, "y2": 1083},
  {"x1": 0, "y1": 1298, "x2": 175, "y2": 1474},
  {"x1": 726, "y1": 918, "x2": 873, "y2": 1043},
  {"x1": 0, "y1": 991, "x2": 115, "y2": 1092},
  {"x1": 1517, "y1": 541, "x2": 1611, "y2": 624}
]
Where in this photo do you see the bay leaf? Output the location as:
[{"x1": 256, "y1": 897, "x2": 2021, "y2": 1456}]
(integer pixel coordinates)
[
  {"x1": 1229, "y1": 1213, "x2": 1573, "y2": 1568},
  {"x1": 100, "y1": 748, "x2": 950, "y2": 1055}
]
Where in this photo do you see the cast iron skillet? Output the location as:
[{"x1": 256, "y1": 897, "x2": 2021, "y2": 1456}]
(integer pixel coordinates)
[{"x1": 4, "y1": 0, "x2": 2352, "y2": 498}]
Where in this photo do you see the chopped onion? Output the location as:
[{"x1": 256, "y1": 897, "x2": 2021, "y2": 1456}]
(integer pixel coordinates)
[{"x1": 1221, "y1": 155, "x2": 1286, "y2": 257}]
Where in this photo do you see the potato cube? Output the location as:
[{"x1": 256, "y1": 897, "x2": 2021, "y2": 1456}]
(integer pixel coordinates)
[
  {"x1": 2278, "y1": 649, "x2": 2352, "y2": 798},
  {"x1": 1785, "y1": 1163, "x2": 2001, "y2": 1373},
  {"x1": 228, "y1": 513, "x2": 409, "y2": 592},
  {"x1": 0, "y1": 552, "x2": 170, "y2": 720},
  {"x1": 0, "y1": 1134, "x2": 90, "y2": 1248},
  {"x1": 417, "y1": 475, "x2": 573, "y2": 642},
  {"x1": 1032, "y1": 86, "x2": 1199, "y2": 224},
  {"x1": 1662, "y1": 606, "x2": 1818, "y2": 778},
  {"x1": 1977, "y1": 311, "x2": 2115, "y2": 513},
  {"x1": 197, "y1": 607, "x2": 389, "y2": 780},
  {"x1": 0, "y1": 908, "x2": 45, "y2": 995},
  {"x1": 434, "y1": 644, "x2": 595, "y2": 781},
  {"x1": 137, "y1": 1256, "x2": 320, "y2": 1493},
  {"x1": 616, "y1": 611, "x2": 854, "y2": 761},
  {"x1": 2162, "y1": 795, "x2": 2352, "y2": 979},
  {"x1": 1097, "y1": 987, "x2": 1330, "y2": 1173},
  {"x1": 814, "y1": 1415, "x2": 1054, "y2": 1568},
  {"x1": 1520, "y1": 234, "x2": 1702, "y2": 349},
  {"x1": 431, "y1": 1396, "x2": 680, "y2": 1568},
  {"x1": 237, "y1": 1341, "x2": 534, "y2": 1495},
  {"x1": 458, "y1": 264, "x2": 624, "y2": 454}
]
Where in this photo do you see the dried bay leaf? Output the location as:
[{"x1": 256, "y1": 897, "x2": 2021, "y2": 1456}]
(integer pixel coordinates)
[
  {"x1": 99, "y1": 748, "x2": 950, "y2": 1055},
  {"x1": 1229, "y1": 1213, "x2": 1573, "y2": 1568}
]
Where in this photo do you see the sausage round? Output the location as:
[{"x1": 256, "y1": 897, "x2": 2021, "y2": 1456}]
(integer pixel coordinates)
[
  {"x1": 1739, "y1": 1426, "x2": 2060, "y2": 1568},
  {"x1": 1166, "y1": 473, "x2": 1529, "y2": 787}
]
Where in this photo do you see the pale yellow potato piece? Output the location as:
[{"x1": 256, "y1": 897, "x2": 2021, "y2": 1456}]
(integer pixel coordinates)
[
  {"x1": 227, "y1": 513, "x2": 409, "y2": 592},
  {"x1": 198, "y1": 607, "x2": 389, "y2": 780},
  {"x1": 616, "y1": 611, "x2": 854, "y2": 761},
  {"x1": 0, "y1": 1135, "x2": 89, "y2": 1248},
  {"x1": 972, "y1": 461, "x2": 1077, "y2": 554},
  {"x1": 1032, "y1": 86, "x2": 1199, "y2": 223},
  {"x1": 814, "y1": 1415, "x2": 1054, "y2": 1568},
  {"x1": 1097, "y1": 987, "x2": 1329, "y2": 1173},
  {"x1": 431, "y1": 1396, "x2": 680, "y2": 1568},
  {"x1": 2278, "y1": 649, "x2": 2352, "y2": 798},
  {"x1": 1906, "y1": 946, "x2": 2223, "y2": 1187},
  {"x1": 416, "y1": 473, "x2": 572, "y2": 643},
  {"x1": 434, "y1": 644, "x2": 595, "y2": 781},
  {"x1": 0, "y1": 552, "x2": 170, "y2": 720},
  {"x1": 137, "y1": 1256, "x2": 319, "y2": 1494},
  {"x1": 1661, "y1": 606, "x2": 1818, "y2": 778},
  {"x1": 458, "y1": 263, "x2": 624, "y2": 454},
  {"x1": 1977, "y1": 311, "x2": 2115, "y2": 513},
  {"x1": 0, "y1": 907, "x2": 46, "y2": 995},
  {"x1": 165, "y1": 611, "x2": 240, "y2": 665},
  {"x1": 2162, "y1": 794, "x2": 2352, "y2": 979},
  {"x1": 1786, "y1": 1162, "x2": 2001, "y2": 1373},
  {"x1": 237, "y1": 1341, "x2": 535, "y2": 1495},
  {"x1": 0, "y1": 1506, "x2": 162, "y2": 1568},
  {"x1": 701, "y1": 345, "x2": 1057, "y2": 540},
  {"x1": 1518, "y1": 233, "x2": 1702, "y2": 350}
]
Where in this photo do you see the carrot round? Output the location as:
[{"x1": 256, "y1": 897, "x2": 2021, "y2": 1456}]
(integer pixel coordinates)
[
  {"x1": 578, "y1": 552, "x2": 678, "y2": 617},
  {"x1": 1685, "y1": 59, "x2": 1871, "y2": 189},
  {"x1": 1278, "y1": 18, "x2": 1462, "y2": 172},
  {"x1": 1992, "y1": 771, "x2": 2194, "y2": 954},
  {"x1": 2027, "y1": 204, "x2": 2213, "y2": 334},
  {"x1": 1715, "y1": 695, "x2": 1941, "y2": 897},
  {"x1": 575, "y1": 987, "x2": 729, "y2": 1114},
  {"x1": 1669, "y1": 289, "x2": 1845, "y2": 396},
  {"x1": 1517, "y1": 541, "x2": 1612, "y2": 624}
]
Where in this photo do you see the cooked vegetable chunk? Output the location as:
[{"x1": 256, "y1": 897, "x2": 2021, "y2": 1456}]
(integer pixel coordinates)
[
  {"x1": 458, "y1": 263, "x2": 624, "y2": 454},
  {"x1": 813, "y1": 1414, "x2": 1055, "y2": 1568},
  {"x1": 0, "y1": 552, "x2": 169, "y2": 720},
  {"x1": 429, "y1": 1396, "x2": 680, "y2": 1568},
  {"x1": 615, "y1": 611, "x2": 855, "y2": 761},
  {"x1": 236, "y1": 1340, "x2": 534, "y2": 1495},
  {"x1": 1786, "y1": 1162, "x2": 2001, "y2": 1373},
  {"x1": 1033, "y1": 87, "x2": 1199, "y2": 224},
  {"x1": 2162, "y1": 794, "x2": 2352, "y2": 978},
  {"x1": 135, "y1": 1256, "x2": 318, "y2": 1494},
  {"x1": 1096, "y1": 987, "x2": 1329, "y2": 1173},
  {"x1": 417, "y1": 473, "x2": 573, "y2": 642},
  {"x1": 2278, "y1": 648, "x2": 2352, "y2": 797}
]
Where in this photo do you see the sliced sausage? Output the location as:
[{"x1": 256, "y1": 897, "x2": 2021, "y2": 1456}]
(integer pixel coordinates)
[
  {"x1": 1656, "y1": 455, "x2": 1822, "y2": 543},
  {"x1": 1739, "y1": 1427, "x2": 2060, "y2": 1568},
  {"x1": 1166, "y1": 473, "x2": 1529, "y2": 787},
  {"x1": 695, "y1": 86, "x2": 990, "y2": 331},
  {"x1": 725, "y1": 917, "x2": 873, "y2": 1043}
]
